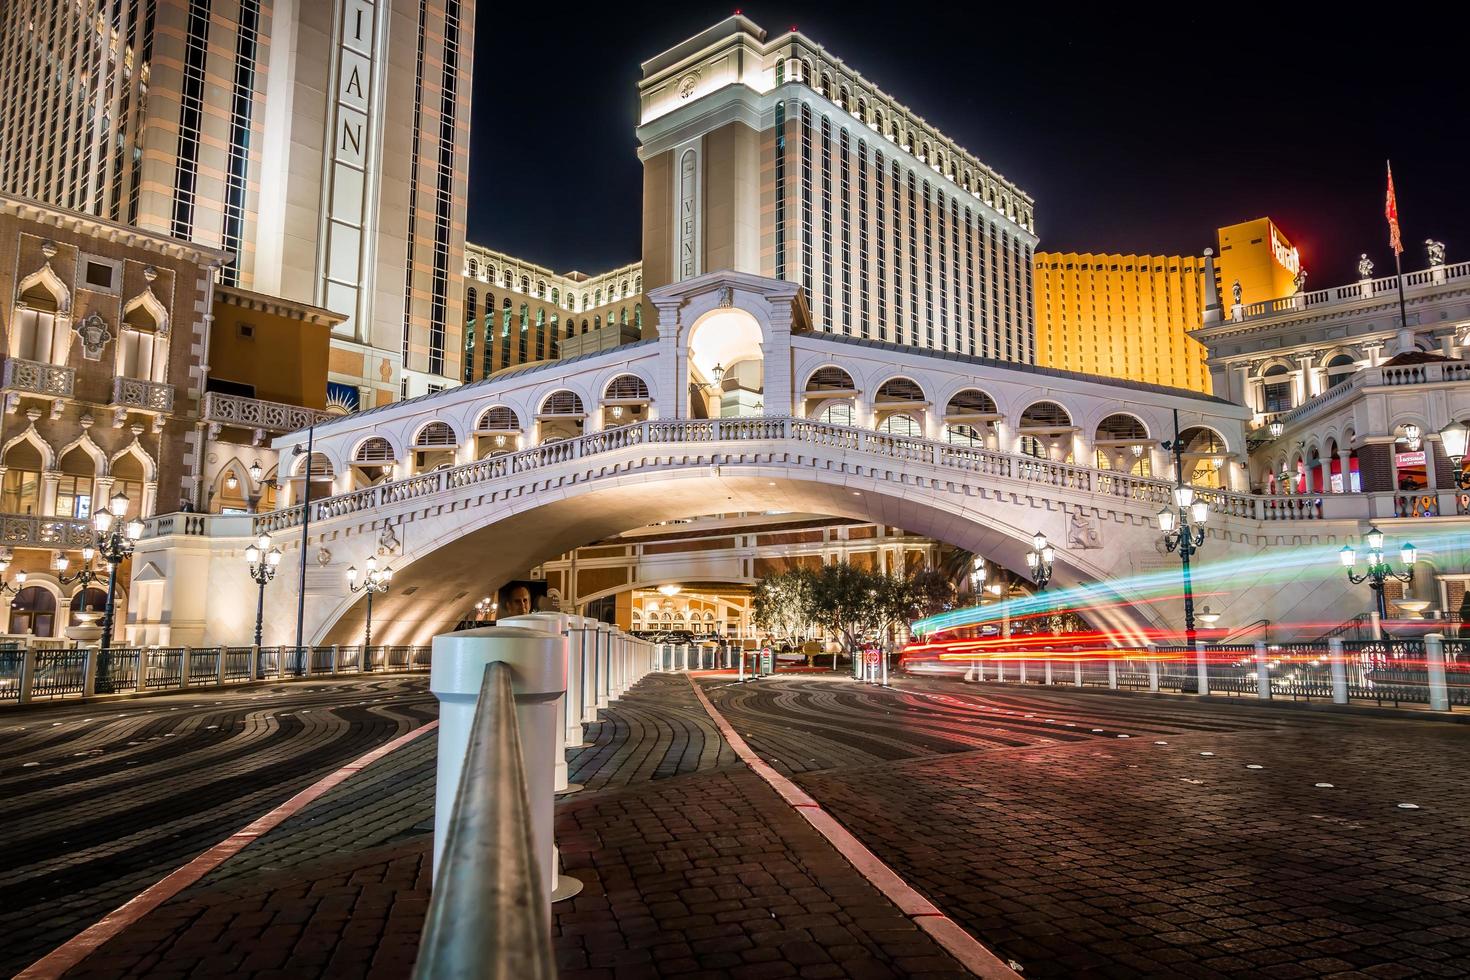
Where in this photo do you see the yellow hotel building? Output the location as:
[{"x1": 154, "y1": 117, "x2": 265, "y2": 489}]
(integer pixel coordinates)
[{"x1": 1034, "y1": 218, "x2": 1302, "y2": 393}]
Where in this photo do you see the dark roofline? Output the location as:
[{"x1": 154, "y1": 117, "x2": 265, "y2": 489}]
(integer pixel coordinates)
[{"x1": 802, "y1": 332, "x2": 1236, "y2": 407}]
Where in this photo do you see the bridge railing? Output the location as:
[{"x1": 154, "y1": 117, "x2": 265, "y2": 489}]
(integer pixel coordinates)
[
  {"x1": 952, "y1": 634, "x2": 1463, "y2": 712},
  {"x1": 250, "y1": 416, "x2": 1370, "y2": 537},
  {"x1": 0, "y1": 643, "x2": 433, "y2": 706}
]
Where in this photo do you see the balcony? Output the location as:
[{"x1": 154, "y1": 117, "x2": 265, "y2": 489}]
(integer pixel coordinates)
[
  {"x1": 0, "y1": 513, "x2": 96, "y2": 549},
  {"x1": 1221, "y1": 260, "x2": 1470, "y2": 328},
  {"x1": 2, "y1": 358, "x2": 75, "y2": 414},
  {"x1": 112, "y1": 376, "x2": 175, "y2": 414},
  {"x1": 202, "y1": 392, "x2": 339, "y2": 444}
]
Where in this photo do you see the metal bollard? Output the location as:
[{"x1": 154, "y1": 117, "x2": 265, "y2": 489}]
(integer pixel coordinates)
[
  {"x1": 1254, "y1": 640, "x2": 1272, "y2": 700},
  {"x1": 1328, "y1": 637, "x2": 1349, "y2": 704},
  {"x1": 429, "y1": 625, "x2": 581, "y2": 901}
]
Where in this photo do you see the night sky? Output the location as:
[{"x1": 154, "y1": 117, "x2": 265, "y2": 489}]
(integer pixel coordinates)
[{"x1": 467, "y1": 4, "x2": 1470, "y2": 284}]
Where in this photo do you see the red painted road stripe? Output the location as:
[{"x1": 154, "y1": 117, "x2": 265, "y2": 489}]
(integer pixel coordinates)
[
  {"x1": 16, "y1": 720, "x2": 439, "y2": 980},
  {"x1": 687, "y1": 677, "x2": 1021, "y2": 980}
]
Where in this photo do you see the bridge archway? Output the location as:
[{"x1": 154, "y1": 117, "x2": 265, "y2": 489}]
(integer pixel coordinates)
[{"x1": 309, "y1": 465, "x2": 1160, "y2": 650}]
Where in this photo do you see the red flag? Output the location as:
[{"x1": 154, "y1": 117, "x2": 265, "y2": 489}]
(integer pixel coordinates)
[{"x1": 1385, "y1": 161, "x2": 1403, "y2": 256}]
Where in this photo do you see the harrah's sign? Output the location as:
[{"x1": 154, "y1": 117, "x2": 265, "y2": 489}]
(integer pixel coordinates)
[{"x1": 1270, "y1": 227, "x2": 1301, "y2": 277}]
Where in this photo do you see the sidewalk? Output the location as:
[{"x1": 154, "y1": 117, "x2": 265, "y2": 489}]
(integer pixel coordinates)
[{"x1": 51, "y1": 674, "x2": 971, "y2": 979}]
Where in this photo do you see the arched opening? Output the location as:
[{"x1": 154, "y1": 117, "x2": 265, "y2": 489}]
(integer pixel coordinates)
[
  {"x1": 1018, "y1": 401, "x2": 1075, "y2": 462},
  {"x1": 69, "y1": 586, "x2": 108, "y2": 626},
  {"x1": 120, "y1": 301, "x2": 165, "y2": 382},
  {"x1": 1176, "y1": 426, "x2": 1229, "y2": 489},
  {"x1": 943, "y1": 388, "x2": 999, "y2": 447},
  {"x1": 474, "y1": 405, "x2": 520, "y2": 458},
  {"x1": 602, "y1": 374, "x2": 650, "y2": 427},
  {"x1": 352, "y1": 437, "x2": 397, "y2": 488},
  {"x1": 1261, "y1": 364, "x2": 1292, "y2": 414},
  {"x1": 290, "y1": 452, "x2": 335, "y2": 505},
  {"x1": 12, "y1": 273, "x2": 67, "y2": 364},
  {"x1": 111, "y1": 454, "x2": 148, "y2": 519},
  {"x1": 687, "y1": 307, "x2": 764, "y2": 419},
  {"x1": 213, "y1": 460, "x2": 251, "y2": 514},
  {"x1": 1392, "y1": 422, "x2": 1428, "y2": 494},
  {"x1": 1325, "y1": 353, "x2": 1359, "y2": 390},
  {"x1": 8, "y1": 585, "x2": 57, "y2": 636},
  {"x1": 1094, "y1": 413, "x2": 1152, "y2": 475},
  {"x1": 538, "y1": 390, "x2": 586, "y2": 443},
  {"x1": 412, "y1": 421, "x2": 458, "y2": 473},
  {"x1": 1, "y1": 440, "x2": 46, "y2": 515},
  {"x1": 804, "y1": 366, "x2": 857, "y2": 423},
  {"x1": 873, "y1": 377, "x2": 927, "y2": 433}
]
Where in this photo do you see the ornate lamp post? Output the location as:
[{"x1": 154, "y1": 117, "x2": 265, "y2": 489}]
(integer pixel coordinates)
[
  {"x1": 0, "y1": 550, "x2": 27, "y2": 596},
  {"x1": 90, "y1": 491, "x2": 144, "y2": 692},
  {"x1": 1159, "y1": 410, "x2": 1210, "y2": 646},
  {"x1": 1339, "y1": 526, "x2": 1416, "y2": 620},
  {"x1": 1024, "y1": 531, "x2": 1055, "y2": 590},
  {"x1": 1439, "y1": 421, "x2": 1469, "y2": 489},
  {"x1": 244, "y1": 532, "x2": 283, "y2": 646},
  {"x1": 347, "y1": 555, "x2": 393, "y2": 661}
]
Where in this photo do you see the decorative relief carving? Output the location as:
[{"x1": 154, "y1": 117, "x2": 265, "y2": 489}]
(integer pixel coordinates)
[{"x1": 75, "y1": 313, "x2": 112, "y2": 360}]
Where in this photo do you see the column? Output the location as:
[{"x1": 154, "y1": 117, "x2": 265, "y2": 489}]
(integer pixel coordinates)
[
  {"x1": 1337, "y1": 449, "x2": 1353, "y2": 494},
  {"x1": 39, "y1": 471, "x2": 60, "y2": 516}
]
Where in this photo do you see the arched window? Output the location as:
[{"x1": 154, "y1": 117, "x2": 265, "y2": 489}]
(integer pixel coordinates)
[
  {"x1": 477, "y1": 405, "x2": 519, "y2": 431},
  {"x1": 604, "y1": 375, "x2": 650, "y2": 401},
  {"x1": 12, "y1": 276, "x2": 66, "y2": 364},
  {"x1": 110, "y1": 453, "x2": 147, "y2": 519},
  {"x1": 536, "y1": 279, "x2": 546, "y2": 298},
  {"x1": 1325, "y1": 354, "x2": 1358, "y2": 389},
  {"x1": 619, "y1": 307, "x2": 628, "y2": 326},
  {"x1": 633, "y1": 305, "x2": 642, "y2": 329},
  {"x1": 8, "y1": 586, "x2": 57, "y2": 636},
  {"x1": 540, "y1": 391, "x2": 585, "y2": 416},
  {"x1": 1094, "y1": 413, "x2": 1151, "y2": 474},
  {"x1": 1178, "y1": 426, "x2": 1229, "y2": 489},
  {"x1": 120, "y1": 302, "x2": 164, "y2": 381},
  {"x1": 413, "y1": 421, "x2": 457, "y2": 448},
  {"x1": 467, "y1": 257, "x2": 479, "y2": 277},
  {"x1": 875, "y1": 377, "x2": 925, "y2": 402},
  {"x1": 519, "y1": 275, "x2": 530, "y2": 294},
  {"x1": 1018, "y1": 401, "x2": 1074, "y2": 460},
  {"x1": 594, "y1": 288, "x2": 602, "y2": 307},
  {"x1": 69, "y1": 587, "x2": 108, "y2": 626},
  {"x1": 594, "y1": 314, "x2": 601, "y2": 330},
  {"x1": 581, "y1": 319, "x2": 589, "y2": 334},
  {"x1": 54, "y1": 446, "x2": 97, "y2": 518},
  {"x1": 805, "y1": 366, "x2": 856, "y2": 392},
  {"x1": 1, "y1": 440, "x2": 45, "y2": 515},
  {"x1": 877, "y1": 413, "x2": 921, "y2": 436},
  {"x1": 816, "y1": 401, "x2": 854, "y2": 426},
  {"x1": 354, "y1": 437, "x2": 396, "y2": 463},
  {"x1": 1262, "y1": 364, "x2": 1292, "y2": 414},
  {"x1": 943, "y1": 388, "x2": 997, "y2": 446}
]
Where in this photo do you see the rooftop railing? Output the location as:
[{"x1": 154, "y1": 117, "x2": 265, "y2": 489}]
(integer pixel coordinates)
[{"x1": 1226, "y1": 261, "x2": 1470, "y2": 326}]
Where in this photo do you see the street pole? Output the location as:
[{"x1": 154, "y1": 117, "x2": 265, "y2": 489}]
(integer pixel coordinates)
[
  {"x1": 294, "y1": 422, "x2": 315, "y2": 673},
  {"x1": 365, "y1": 588, "x2": 374, "y2": 652},
  {"x1": 254, "y1": 577, "x2": 266, "y2": 647},
  {"x1": 1170, "y1": 408, "x2": 1198, "y2": 647}
]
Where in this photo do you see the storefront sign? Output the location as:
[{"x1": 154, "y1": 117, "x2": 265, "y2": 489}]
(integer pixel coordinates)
[{"x1": 1395, "y1": 450, "x2": 1426, "y2": 467}]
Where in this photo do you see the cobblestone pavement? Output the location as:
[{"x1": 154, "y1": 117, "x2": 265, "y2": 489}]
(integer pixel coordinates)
[
  {"x1": 702, "y1": 675, "x2": 1470, "y2": 979},
  {"x1": 0, "y1": 677, "x2": 436, "y2": 977},
  {"x1": 36, "y1": 674, "x2": 970, "y2": 979}
]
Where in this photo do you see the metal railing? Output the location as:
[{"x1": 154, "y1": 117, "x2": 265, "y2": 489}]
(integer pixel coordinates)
[
  {"x1": 413, "y1": 661, "x2": 555, "y2": 980},
  {"x1": 945, "y1": 635, "x2": 1465, "y2": 712},
  {"x1": 0, "y1": 643, "x2": 433, "y2": 705}
]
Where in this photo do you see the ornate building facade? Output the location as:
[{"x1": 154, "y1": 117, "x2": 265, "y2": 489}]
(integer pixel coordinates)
[{"x1": 0, "y1": 0, "x2": 477, "y2": 405}]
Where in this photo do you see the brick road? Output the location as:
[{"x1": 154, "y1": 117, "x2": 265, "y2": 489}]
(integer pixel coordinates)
[
  {"x1": 0, "y1": 678, "x2": 436, "y2": 978},
  {"x1": 702, "y1": 675, "x2": 1470, "y2": 979}
]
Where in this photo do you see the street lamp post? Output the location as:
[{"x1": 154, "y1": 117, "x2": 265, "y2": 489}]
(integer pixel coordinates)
[
  {"x1": 244, "y1": 532, "x2": 284, "y2": 646},
  {"x1": 1159, "y1": 410, "x2": 1210, "y2": 646},
  {"x1": 1024, "y1": 531, "x2": 1055, "y2": 590},
  {"x1": 1339, "y1": 526, "x2": 1416, "y2": 620},
  {"x1": 90, "y1": 492, "x2": 145, "y2": 692},
  {"x1": 0, "y1": 550, "x2": 27, "y2": 597},
  {"x1": 347, "y1": 555, "x2": 393, "y2": 665}
]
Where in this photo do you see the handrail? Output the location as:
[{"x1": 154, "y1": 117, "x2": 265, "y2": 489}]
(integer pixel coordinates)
[
  {"x1": 255, "y1": 416, "x2": 1338, "y2": 536},
  {"x1": 1221, "y1": 618, "x2": 1270, "y2": 643},
  {"x1": 413, "y1": 661, "x2": 554, "y2": 980}
]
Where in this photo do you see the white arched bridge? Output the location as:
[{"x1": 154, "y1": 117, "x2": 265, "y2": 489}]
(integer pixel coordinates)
[{"x1": 129, "y1": 271, "x2": 1390, "y2": 648}]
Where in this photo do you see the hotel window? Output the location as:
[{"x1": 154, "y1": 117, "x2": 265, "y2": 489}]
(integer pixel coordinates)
[
  {"x1": 922, "y1": 181, "x2": 933, "y2": 348},
  {"x1": 120, "y1": 305, "x2": 164, "y2": 382},
  {"x1": 890, "y1": 161, "x2": 902, "y2": 344},
  {"x1": 482, "y1": 293, "x2": 496, "y2": 378},
  {"x1": 220, "y1": 0, "x2": 261, "y2": 286},
  {"x1": 774, "y1": 101, "x2": 787, "y2": 279},
  {"x1": 169, "y1": 0, "x2": 211, "y2": 239},
  {"x1": 858, "y1": 140, "x2": 870, "y2": 338},
  {"x1": 906, "y1": 172, "x2": 918, "y2": 346},
  {"x1": 518, "y1": 303, "x2": 529, "y2": 363},
  {"x1": 820, "y1": 117, "x2": 833, "y2": 329},
  {"x1": 1262, "y1": 365, "x2": 1292, "y2": 413},
  {"x1": 964, "y1": 209, "x2": 975, "y2": 355},
  {"x1": 839, "y1": 128, "x2": 852, "y2": 335},
  {"x1": 402, "y1": 0, "x2": 428, "y2": 363},
  {"x1": 463, "y1": 287, "x2": 478, "y2": 382},
  {"x1": 874, "y1": 150, "x2": 887, "y2": 341}
]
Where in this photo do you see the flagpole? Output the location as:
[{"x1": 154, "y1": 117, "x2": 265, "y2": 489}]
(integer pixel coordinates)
[{"x1": 1393, "y1": 249, "x2": 1409, "y2": 334}]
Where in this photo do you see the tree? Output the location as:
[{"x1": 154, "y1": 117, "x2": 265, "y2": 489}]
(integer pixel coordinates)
[{"x1": 751, "y1": 566, "x2": 819, "y2": 651}]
